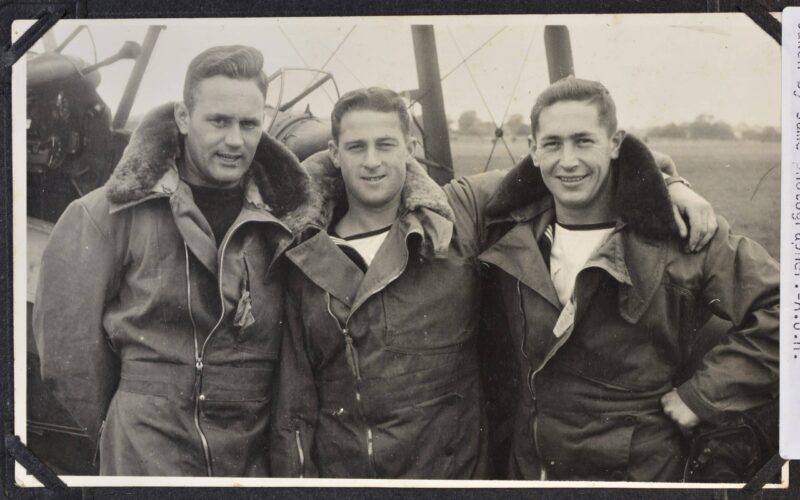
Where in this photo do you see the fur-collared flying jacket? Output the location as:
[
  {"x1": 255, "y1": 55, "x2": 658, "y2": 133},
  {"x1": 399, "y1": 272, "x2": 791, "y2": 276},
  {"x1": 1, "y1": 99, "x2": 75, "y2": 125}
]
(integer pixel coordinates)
[
  {"x1": 270, "y1": 151, "x2": 490, "y2": 479},
  {"x1": 450, "y1": 134, "x2": 779, "y2": 481},
  {"x1": 33, "y1": 103, "x2": 310, "y2": 477}
]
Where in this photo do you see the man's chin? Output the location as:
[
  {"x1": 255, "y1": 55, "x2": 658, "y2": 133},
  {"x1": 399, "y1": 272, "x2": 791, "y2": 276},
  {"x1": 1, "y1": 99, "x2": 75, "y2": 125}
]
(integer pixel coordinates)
[{"x1": 208, "y1": 164, "x2": 248, "y2": 185}]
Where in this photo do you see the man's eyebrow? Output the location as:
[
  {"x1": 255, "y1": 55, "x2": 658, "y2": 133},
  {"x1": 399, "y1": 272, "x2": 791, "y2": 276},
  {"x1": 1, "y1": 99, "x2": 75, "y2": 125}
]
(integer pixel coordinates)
[
  {"x1": 205, "y1": 113, "x2": 262, "y2": 122},
  {"x1": 538, "y1": 134, "x2": 562, "y2": 142}
]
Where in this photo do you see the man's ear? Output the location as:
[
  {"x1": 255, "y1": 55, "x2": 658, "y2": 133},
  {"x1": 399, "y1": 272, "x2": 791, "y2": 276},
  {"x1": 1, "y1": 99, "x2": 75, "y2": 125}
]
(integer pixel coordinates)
[
  {"x1": 174, "y1": 102, "x2": 190, "y2": 135},
  {"x1": 404, "y1": 135, "x2": 417, "y2": 159},
  {"x1": 529, "y1": 140, "x2": 539, "y2": 167},
  {"x1": 609, "y1": 129, "x2": 626, "y2": 160},
  {"x1": 327, "y1": 139, "x2": 340, "y2": 169}
]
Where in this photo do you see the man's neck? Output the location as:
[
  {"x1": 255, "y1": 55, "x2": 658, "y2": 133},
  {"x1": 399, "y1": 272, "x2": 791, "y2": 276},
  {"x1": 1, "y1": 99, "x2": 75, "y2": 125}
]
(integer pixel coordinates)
[
  {"x1": 554, "y1": 203, "x2": 617, "y2": 227},
  {"x1": 335, "y1": 198, "x2": 401, "y2": 238}
]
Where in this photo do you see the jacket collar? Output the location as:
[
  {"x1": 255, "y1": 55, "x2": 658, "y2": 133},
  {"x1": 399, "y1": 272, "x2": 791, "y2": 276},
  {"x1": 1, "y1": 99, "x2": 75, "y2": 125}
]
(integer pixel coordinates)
[
  {"x1": 104, "y1": 102, "x2": 311, "y2": 226},
  {"x1": 289, "y1": 150, "x2": 455, "y2": 259},
  {"x1": 484, "y1": 134, "x2": 678, "y2": 241},
  {"x1": 480, "y1": 134, "x2": 674, "y2": 322},
  {"x1": 286, "y1": 151, "x2": 455, "y2": 317}
]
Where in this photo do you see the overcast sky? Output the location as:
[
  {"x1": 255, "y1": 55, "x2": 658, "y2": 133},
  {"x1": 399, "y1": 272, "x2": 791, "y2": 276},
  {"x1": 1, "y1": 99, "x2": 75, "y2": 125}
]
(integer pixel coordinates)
[{"x1": 19, "y1": 14, "x2": 780, "y2": 130}]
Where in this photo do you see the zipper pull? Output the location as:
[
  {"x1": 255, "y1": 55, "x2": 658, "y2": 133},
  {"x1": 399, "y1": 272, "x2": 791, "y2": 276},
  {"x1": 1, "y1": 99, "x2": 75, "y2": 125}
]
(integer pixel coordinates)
[
  {"x1": 196, "y1": 358, "x2": 203, "y2": 370},
  {"x1": 343, "y1": 332, "x2": 361, "y2": 381},
  {"x1": 295, "y1": 429, "x2": 305, "y2": 478},
  {"x1": 93, "y1": 419, "x2": 106, "y2": 467}
]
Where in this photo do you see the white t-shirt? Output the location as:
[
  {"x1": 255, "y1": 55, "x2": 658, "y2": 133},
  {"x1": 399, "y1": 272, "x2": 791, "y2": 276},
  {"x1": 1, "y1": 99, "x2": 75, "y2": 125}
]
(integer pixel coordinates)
[
  {"x1": 550, "y1": 222, "x2": 615, "y2": 307},
  {"x1": 331, "y1": 225, "x2": 392, "y2": 266}
]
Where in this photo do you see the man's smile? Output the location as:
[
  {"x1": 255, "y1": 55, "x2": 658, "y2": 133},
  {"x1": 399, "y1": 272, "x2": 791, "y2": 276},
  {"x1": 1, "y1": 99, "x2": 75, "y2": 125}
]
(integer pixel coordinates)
[
  {"x1": 362, "y1": 174, "x2": 387, "y2": 183},
  {"x1": 216, "y1": 152, "x2": 243, "y2": 164},
  {"x1": 556, "y1": 174, "x2": 589, "y2": 184}
]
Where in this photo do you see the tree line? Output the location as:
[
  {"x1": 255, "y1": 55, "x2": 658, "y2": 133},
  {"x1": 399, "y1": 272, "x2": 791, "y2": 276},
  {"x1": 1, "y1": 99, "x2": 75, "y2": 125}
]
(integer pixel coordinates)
[{"x1": 454, "y1": 110, "x2": 779, "y2": 142}]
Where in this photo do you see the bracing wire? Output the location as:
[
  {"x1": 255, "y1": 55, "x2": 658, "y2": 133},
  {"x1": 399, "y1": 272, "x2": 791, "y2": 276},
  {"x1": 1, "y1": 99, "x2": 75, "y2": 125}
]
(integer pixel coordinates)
[
  {"x1": 446, "y1": 27, "x2": 537, "y2": 171},
  {"x1": 448, "y1": 27, "x2": 501, "y2": 128},
  {"x1": 331, "y1": 53, "x2": 366, "y2": 88},
  {"x1": 448, "y1": 27, "x2": 519, "y2": 171},
  {"x1": 278, "y1": 26, "x2": 336, "y2": 105},
  {"x1": 500, "y1": 33, "x2": 536, "y2": 127},
  {"x1": 279, "y1": 26, "x2": 312, "y2": 66},
  {"x1": 303, "y1": 26, "x2": 357, "y2": 92},
  {"x1": 488, "y1": 31, "x2": 538, "y2": 169},
  {"x1": 483, "y1": 139, "x2": 499, "y2": 173},
  {"x1": 750, "y1": 163, "x2": 779, "y2": 200},
  {"x1": 408, "y1": 27, "x2": 507, "y2": 110}
]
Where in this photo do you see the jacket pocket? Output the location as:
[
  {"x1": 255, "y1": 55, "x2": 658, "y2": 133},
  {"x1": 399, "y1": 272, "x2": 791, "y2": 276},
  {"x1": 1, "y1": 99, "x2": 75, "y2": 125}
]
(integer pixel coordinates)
[
  {"x1": 380, "y1": 392, "x2": 464, "y2": 478},
  {"x1": 536, "y1": 410, "x2": 636, "y2": 480},
  {"x1": 382, "y1": 256, "x2": 479, "y2": 354}
]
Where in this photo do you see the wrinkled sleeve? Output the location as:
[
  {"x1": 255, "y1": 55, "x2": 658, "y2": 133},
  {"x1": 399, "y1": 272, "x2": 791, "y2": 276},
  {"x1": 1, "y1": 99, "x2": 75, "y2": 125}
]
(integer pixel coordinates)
[
  {"x1": 443, "y1": 170, "x2": 506, "y2": 253},
  {"x1": 32, "y1": 199, "x2": 122, "y2": 447},
  {"x1": 270, "y1": 280, "x2": 319, "y2": 477},
  {"x1": 676, "y1": 217, "x2": 779, "y2": 420}
]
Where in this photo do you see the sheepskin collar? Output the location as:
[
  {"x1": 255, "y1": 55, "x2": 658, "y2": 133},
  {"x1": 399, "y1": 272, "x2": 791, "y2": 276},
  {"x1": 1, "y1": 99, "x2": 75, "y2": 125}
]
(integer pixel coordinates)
[
  {"x1": 485, "y1": 134, "x2": 679, "y2": 241},
  {"x1": 289, "y1": 151, "x2": 455, "y2": 254},
  {"x1": 105, "y1": 103, "x2": 310, "y2": 220}
]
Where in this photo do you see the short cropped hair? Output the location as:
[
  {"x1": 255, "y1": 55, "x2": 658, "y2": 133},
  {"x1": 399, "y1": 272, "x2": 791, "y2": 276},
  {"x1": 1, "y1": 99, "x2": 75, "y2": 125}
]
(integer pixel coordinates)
[
  {"x1": 331, "y1": 87, "x2": 411, "y2": 143},
  {"x1": 183, "y1": 45, "x2": 268, "y2": 110},
  {"x1": 530, "y1": 77, "x2": 617, "y2": 138}
]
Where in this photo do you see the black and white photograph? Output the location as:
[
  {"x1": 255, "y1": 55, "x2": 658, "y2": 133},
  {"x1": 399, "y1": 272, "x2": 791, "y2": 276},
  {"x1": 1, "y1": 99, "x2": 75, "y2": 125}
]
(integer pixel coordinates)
[{"x1": 11, "y1": 14, "x2": 786, "y2": 489}]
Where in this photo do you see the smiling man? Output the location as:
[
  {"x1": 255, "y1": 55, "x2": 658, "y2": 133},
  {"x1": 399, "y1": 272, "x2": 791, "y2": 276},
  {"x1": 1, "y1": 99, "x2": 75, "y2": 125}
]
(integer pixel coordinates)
[
  {"x1": 33, "y1": 45, "x2": 310, "y2": 476},
  {"x1": 269, "y1": 85, "x2": 720, "y2": 479},
  {"x1": 271, "y1": 87, "x2": 490, "y2": 478},
  {"x1": 466, "y1": 77, "x2": 779, "y2": 481}
]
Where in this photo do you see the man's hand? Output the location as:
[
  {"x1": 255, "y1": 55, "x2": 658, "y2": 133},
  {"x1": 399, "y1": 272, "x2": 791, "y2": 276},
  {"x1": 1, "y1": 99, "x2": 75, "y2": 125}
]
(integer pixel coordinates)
[
  {"x1": 667, "y1": 182, "x2": 718, "y2": 253},
  {"x1": 652, "y1": 150, "x2": 678, "y2": 177},
  {"x1": 652, "y1": 149, "x2": 717, "y2": 252},
  {"x1": 661, "y1": 389, "x2": 700, "y2": 434}
]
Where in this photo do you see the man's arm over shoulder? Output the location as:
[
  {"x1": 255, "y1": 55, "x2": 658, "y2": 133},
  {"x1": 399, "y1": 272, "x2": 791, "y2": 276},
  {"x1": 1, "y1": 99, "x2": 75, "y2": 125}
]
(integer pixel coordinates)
[
  {"x1": 675, "y1": 217, "x2": 779, "y2": 422},
  {"x1": 32, "y1": 193, "x2": 125, "y2": 447},
  {"x1": 443, "y1": 170, "x2": 507, "y2": 251}
]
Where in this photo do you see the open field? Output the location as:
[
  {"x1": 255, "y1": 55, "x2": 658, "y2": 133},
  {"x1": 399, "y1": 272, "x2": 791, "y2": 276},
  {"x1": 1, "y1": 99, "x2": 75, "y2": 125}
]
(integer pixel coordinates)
[{"x1": 448, "y1": 136, "x2": 780, "y2": 259}]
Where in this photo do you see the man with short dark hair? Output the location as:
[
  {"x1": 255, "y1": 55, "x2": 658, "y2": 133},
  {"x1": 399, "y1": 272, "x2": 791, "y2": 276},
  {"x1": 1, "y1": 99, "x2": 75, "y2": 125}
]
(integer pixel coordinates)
[
  {"x1": 33, "y1": 45, "x2": 310, "y2": 476},
  {"x1": 271, "y1": 87, "x2": 490, "y2": 478},
  {"x1": 270, "y1": 86, "x2": 719, "y2": 479},
  {"x1": 460, "y1": 77, "x2": 779, "y2": 481}
]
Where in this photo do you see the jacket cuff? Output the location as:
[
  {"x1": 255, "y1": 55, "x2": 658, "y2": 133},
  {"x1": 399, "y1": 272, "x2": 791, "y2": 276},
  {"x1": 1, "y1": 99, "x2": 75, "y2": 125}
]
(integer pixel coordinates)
[{"x1": 676, "y1": 381, "x2": 719, "y2": 422}]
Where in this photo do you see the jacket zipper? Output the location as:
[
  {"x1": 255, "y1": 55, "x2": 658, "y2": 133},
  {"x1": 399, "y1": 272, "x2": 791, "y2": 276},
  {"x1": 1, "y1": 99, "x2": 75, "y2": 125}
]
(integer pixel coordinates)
[
  {"x1": 516, "y1": 279, "x2": 571, "y2": 481},
  {"x1": 185, "y1": 244, "x2": 213, "y2": 477},
  {"x1": 326, "y1": 293, "x2": 377, "y2": 477},
  {"x1": 319, "y1": 234, "x2": 410, "y2": 476},
  {"x1": 294, "y1": 429, "x2": 305, "y2": 478},
  {"x1": 186, "y1": 218, "x2": 290, "y2": 476}
]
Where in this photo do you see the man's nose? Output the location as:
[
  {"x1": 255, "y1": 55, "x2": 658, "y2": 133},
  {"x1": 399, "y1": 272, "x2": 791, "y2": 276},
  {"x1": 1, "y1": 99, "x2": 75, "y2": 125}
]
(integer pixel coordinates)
[
  {"x1": 225, "y1": 125, "x2": 245, "y2": 148},
  {"x1": 364, "y1": 146, "x2": 381, "y2": 168},
  {"x1": 560, "y1": 144, "x2": 579, "y2": 168}
]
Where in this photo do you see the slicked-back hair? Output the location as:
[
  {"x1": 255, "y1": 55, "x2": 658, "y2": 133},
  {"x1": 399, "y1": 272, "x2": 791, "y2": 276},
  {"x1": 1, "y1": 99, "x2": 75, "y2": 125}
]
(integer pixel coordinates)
[
  {"x1": 331, "y1": 87, "x2": 411, "y2": 143},
  {"x1": 183, "y1": 45, "x2": 268, "y2": 110},
  {"x1": 530, "y1": 77, "x2": 618, "y2": 138}
]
